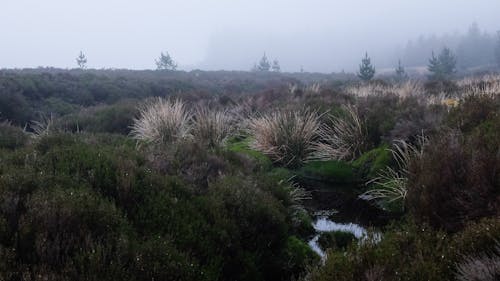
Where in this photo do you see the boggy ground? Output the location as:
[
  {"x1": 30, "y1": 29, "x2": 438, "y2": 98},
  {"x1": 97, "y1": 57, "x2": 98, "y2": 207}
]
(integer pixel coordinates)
[{"x1": 0, "y1": 69, "x2": 499, "y2": 280}]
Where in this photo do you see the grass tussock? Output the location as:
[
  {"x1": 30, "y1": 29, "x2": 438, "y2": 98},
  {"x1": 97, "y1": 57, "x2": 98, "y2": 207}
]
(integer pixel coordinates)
[
  {"x1": 359, "y1": 136, "x2": 426, "y2": 211},
  {"x1": 192, "y1": 107, "x2": 235, "y2": 148},
  {"x1": 313, "y1": 105, "x2": 367, "y2": 161},
  {"x1": 130, "y1": 98, "x2": 192, "y2": 144},
  {"x1": 248, "y1": 109, "x2": 321, "y2": 168}
]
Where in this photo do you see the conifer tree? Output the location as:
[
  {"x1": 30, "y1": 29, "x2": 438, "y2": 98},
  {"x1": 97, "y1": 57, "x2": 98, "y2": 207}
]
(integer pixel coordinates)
[
  {"x1": 272, "y1": 59, "x2": 281, "y2": 72},
  {"x1": 395, "y1": 59, "x2": 407, "y2": 81},
  {"x1": 428, "y1": 47, "x2": 457, "y2": 79},
  {"x1": 495, "y1": 31, "x2": 500, "y2": 67},
  {"x1": 357, "y1": 52, "x2": 375, "y2": 81},
  {"x1": 156, "y1": 52, "x2": 177, "y2": 71},
  {"x1": 76, "y1": 51, "x2": 87, "y2": 69},
  {"x1": 257, "y1": 53, "x2": 271, "y2": 71}
]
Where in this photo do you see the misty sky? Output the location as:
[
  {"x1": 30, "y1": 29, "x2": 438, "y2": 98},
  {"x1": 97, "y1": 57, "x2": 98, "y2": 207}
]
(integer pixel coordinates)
[{"x1": 1, "y1": 0, "x2": 499, "y2": 72}]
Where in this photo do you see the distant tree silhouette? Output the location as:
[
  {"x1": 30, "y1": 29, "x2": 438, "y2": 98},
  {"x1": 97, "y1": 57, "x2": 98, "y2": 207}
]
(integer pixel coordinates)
[
  {"x1": 76, "y1": 51, "x2": 87, "y2": 69},
  {"x1": 395, "y1": 59, "x2": 407, "y2": 81},
  {"x1": 156, "y1": 52, "x2": 177, "y2": 71},
  {"x1": 428, "y1": 47, "x2": 457, "y2": 79},
  {"x1": 257, "y1": 53, "x2": 271, "y2": 71},
  {"x1": 272, "y1": 59, "x2": 281, "y2": 72},
  {"x1": 495, "y1": 31, "x2": 500, "y2": 67},
  {"x1": 357, "y1": 52, "x2": 375, "y2": 81}
]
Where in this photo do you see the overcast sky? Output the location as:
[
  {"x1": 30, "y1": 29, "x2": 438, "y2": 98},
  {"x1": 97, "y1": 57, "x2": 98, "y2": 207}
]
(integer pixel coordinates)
[{"x1": 1, "y1": 0, "x2": 499, "y2": 72}]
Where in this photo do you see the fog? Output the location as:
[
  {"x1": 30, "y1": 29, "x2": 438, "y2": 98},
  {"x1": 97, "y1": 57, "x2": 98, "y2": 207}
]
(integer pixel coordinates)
[{"x1": 1, "y1": 0, "x2": 499, "y2": 72}]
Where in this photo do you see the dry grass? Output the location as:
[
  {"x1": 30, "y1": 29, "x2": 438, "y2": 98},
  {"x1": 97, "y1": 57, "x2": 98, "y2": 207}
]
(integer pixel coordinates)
[
  {"x1": 192, "y1": 107, "x2": 235, "y2": 148},
  {"x1": 457, "y1": 74, "x2": 500, "y2": 98},
  {"x1": 312, "y1": 105, "x2": 366, "y2": 161},
  {"x1": 248, "y1": 109, "x2": 321, "y2": 167},
  {"x1": 130, "y1": 98, "x2": 192, "y2": 144},
  {"x1": 30, "y1": 114, "x2": 56, "y2": 139},
  {"x1": 359, "y1": 135, "x2": 427, "y2": 211},
  {"x1": 455, "y1": 244, "x2": 500, "y2": 281},
  {"x1": 346, "y1": 81, "x2": 423, "y2": 99}
]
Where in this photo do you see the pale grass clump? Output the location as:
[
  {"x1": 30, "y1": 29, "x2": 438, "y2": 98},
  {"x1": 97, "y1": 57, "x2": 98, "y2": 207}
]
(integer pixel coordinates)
[
  {"x1": 359, "y1": 135, "x2": 427, "y2": 211},
  {"x1": 192, "y1": 107, "x2": 235, "y2": 148},
  {"x1": 280, "y1": 177, "x2": 311, "y2": 222},
  {"x1": 312, "y1": 105, "x2": 366, "y2": 161},
  {"x1": 248, "y1": 109, "x2": 321, "y2": 167},
  {"x1": 346, "y1": 80, "x2": 423, "y2": 99},
  {"x1": 458, "y1": 74, "x2": 500, "y2": 98},
  {"x1": 30, "y1": 114, "x2": 57, "y2": 139},
  {"x1": 130, "y1": 98, "x2": 192, "y2": 144},
  {"x1": 304, "y1": 82, "x2": 321, "y2": 95},
  {"x1": 455, "y1": 244, "x2": 500, "y2": 281}
]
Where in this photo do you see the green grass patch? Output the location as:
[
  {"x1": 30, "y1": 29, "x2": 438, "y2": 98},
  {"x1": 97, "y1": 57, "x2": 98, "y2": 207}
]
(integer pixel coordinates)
[
  {"x1": 227, "y1": 136, "x2": 273, "y2": 169},
  {"x1": 297, "y1": 160, "x2": 356, "y2": 183}
]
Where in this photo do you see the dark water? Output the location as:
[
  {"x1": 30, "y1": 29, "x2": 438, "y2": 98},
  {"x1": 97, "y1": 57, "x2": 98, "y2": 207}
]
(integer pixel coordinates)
[{"x1": 300, "y1": 180, "x2": 390, "y2": 257}]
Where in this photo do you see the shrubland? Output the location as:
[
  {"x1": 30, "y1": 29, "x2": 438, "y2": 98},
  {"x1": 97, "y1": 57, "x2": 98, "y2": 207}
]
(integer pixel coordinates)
[{"x1": 0, "y1": 69, "x2": 498, "y2": 280}]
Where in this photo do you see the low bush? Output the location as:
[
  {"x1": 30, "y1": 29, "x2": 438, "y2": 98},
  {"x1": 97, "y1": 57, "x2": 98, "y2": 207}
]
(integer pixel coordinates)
[
  {"x1": 406, "y1": 131, "x2": 499, "y2": 232},
  {"x1": 0, "y1": 122, "x2": 29, "y2": 149}
]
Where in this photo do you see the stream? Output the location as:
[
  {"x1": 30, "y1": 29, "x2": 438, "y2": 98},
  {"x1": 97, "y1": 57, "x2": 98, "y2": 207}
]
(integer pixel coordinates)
[{"x1": 301, "y1": 181, "x2": 388, "y2": 258}]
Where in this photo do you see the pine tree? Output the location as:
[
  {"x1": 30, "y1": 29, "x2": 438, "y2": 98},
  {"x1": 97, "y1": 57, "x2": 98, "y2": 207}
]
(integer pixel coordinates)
[
  {"x1": 395, "y1": 59, "x2": 407, "y2": 81},
  {"x1": 156, "y1": 52, "x2": 177, "y2": 71},
  {"x1": 357, "y1": 52, "x2": 375, "y2": 81},
  {"x1": 76, "y1": 51, "x2": 87, "y2": 69},
  {"x1": 495, "y1": 31, "x2": 500, "y2": 67},
  {"x1": 428, "y1": 47, "x2": 457, "y2": 79},
  {"x1": 271, "y1": 59, "x2": 281, "y2": 72},
  {"x1": 257, "y1": 53, "x2": 271, "y2": 71},
  {"x1": 438, "y1": 47, "x2": 457, "y2": 75}
]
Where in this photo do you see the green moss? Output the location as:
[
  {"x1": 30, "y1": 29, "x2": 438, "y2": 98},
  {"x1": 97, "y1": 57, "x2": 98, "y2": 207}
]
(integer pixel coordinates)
[
  {"x1": 352, "y1": 145, "x2": 392, "y2": 179},
  {"x1": 297, "y1": 160, "x2": 356, "y2": 183},
  {"x1": 227, "y1": 137, "x2": 272, "y2": 169}
]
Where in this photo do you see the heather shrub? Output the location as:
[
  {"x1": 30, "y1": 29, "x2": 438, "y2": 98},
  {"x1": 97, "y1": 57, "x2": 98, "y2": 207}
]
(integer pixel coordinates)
[
  {"x1": 307, "y1": 222, "x2": 454, "y2": 281},
  {"x1": 17, "y1": 187, "x2": 131, "y2": 280},
  {"x1": 447, "y1": 94, "x2": 500, "y2": 133},
  {"x1": 248, "y1": 109, "x2": 320, "y2": 168},
  {"x1": 0, "y1": 122, "x2": 28, "y2": 149},
  {"x1": 57, "y1": 101, "x2": 138, "y2": 134},
  {"x1": 406, "y1": 131, "x2": 499, "y2": 232}
]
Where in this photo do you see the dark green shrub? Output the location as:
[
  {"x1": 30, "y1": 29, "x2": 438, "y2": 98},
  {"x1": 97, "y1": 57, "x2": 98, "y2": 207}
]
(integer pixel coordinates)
[
  {"x1": 133, "y1": 236, "x2": 205, "y2": 281},
  {"x1": 283, "y1": 236, "x2": 319, "y2": 277},
  {"x1": 57, "y1": 101, "x2": 138, "y2": 134},
  {"x1": 308, "y1": 222, "x2": 454, "y2": 281},
  {"x1": 17, "y1": 187, "x2": 131, "y2": 280},
  {"x1": 0, "y1": 122, "x2": 28, "y2": 149}
]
